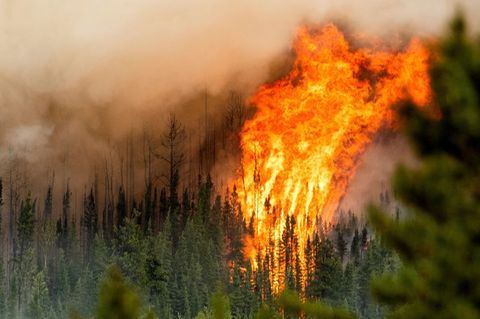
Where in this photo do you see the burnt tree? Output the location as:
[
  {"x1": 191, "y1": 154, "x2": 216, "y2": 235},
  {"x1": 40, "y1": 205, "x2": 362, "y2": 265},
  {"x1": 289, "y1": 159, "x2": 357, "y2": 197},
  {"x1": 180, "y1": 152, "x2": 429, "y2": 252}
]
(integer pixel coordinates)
[{"x1": 160, "y1": 113, "x2": 186, "y2": 246}]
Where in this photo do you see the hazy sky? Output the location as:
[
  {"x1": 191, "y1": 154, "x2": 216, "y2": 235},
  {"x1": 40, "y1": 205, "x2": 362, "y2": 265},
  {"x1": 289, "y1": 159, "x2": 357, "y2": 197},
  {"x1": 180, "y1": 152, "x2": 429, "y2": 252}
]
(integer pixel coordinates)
[{"x1": 0, "y1": 0, "x2": 478, "y2": 182}]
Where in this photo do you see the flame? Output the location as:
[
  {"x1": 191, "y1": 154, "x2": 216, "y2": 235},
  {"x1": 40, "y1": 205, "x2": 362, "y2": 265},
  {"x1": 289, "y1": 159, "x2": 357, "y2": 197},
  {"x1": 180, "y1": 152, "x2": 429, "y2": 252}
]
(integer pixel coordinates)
[{"x1": 235, "y1": 24, "x2": 431, "y2": 290}]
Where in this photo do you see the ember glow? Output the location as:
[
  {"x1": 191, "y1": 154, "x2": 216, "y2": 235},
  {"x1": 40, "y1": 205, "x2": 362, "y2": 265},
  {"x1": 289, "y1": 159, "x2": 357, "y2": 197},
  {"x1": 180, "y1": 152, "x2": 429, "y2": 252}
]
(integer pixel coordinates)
[{"x1": 236, "y1": 24, "x2": 431, "y2": 289}]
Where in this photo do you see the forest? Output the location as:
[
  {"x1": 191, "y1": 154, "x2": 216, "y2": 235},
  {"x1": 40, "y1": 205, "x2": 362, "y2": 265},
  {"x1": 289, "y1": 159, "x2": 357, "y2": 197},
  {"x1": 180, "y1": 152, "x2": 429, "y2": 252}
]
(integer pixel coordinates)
[
  {"x1": 0, "y1": 10, "x2": 479, "y2": 319},
  {"x1": 0, "y1": 172, "x2": 398, "y2": 318}
]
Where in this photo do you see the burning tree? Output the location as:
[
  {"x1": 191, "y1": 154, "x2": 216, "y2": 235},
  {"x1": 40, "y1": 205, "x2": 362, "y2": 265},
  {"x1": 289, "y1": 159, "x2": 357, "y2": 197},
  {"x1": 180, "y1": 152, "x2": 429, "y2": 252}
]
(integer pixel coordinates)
[{"x1": 236, "y1": 23, "x2": 431, "y2": 291}]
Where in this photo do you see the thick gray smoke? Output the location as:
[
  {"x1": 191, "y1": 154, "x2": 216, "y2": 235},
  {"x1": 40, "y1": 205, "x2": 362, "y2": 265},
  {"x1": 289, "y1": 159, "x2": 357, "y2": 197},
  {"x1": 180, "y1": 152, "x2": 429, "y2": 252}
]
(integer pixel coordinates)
[
  {"x1": 0, "y1": 0, "x2": 478, "y2": 190},
  {"x1": 338, "y1": 134, "x2": 417, "y2": 217}
]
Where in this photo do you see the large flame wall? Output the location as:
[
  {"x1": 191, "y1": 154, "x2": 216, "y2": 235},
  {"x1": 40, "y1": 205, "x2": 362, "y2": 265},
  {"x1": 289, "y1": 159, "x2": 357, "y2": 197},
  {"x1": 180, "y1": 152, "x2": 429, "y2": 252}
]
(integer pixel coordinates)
[{"x1": 235, "y1": 24, "x2": 431, "y2": 285}]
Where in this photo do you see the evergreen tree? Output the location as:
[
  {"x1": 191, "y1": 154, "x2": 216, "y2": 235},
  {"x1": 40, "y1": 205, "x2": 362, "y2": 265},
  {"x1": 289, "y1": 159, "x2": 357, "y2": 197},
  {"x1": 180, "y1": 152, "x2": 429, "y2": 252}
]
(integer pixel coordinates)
[
  {"x1": 96, "y1": 267, "x2": 141, "y2": 319},
  {"x1": 335, "y1": 225, "x2": 347, "y2": 263},
  {"x1": 350, "y1": 229, "x2": 360, "y2": 262},
  {"x1": 158, "y1": 188, "x2": 168, "y2": 231},
  {"x1": 147, "y1": 229, "x2": 173, "y2": 317},
  {"x1": 17, "y1": 195, "x2": 35, "y2": 263},
  {"x1": 369, "y1": 14, "x2": 480, "y2": 319},
  {"x1": 308, "y1": 236, "x2": 342, "y2": 304},
  {"x1": 26, "y1": 270, "x2": 52, "y2": 319},
  {"x1": 114, "y1": 214, "x2": 149, "y2": 287},
  {"x1": 209, "y1": 290, "x2": 231, "y2": 319},
  {"x1": 84, "y1": 188, "x2": 98, "y2": 264},
  {"x1": 257, "y1": 290, "x2": 354, "y2": 319},
  {"x1": 0, "y1": 178, "x2": 3, "y2": 231},
  {"x1": 71, "y1": 266, "x2": 97, "y2": 317},
  {"x1": 55, "y1": 249, "x2": 72, "y2": 317},
  {"x1": 117, "y1": 186, "x2": 127, "y2": 228},
  {"x1": 43, "y1": 184, "x2": 53, "y2": 221},
  {"x1": 0, "y1": 257, "x2": 6, "y2": 318},
  {"x1": 61, "y1": 183, "x2": 72, "y2": 250}
]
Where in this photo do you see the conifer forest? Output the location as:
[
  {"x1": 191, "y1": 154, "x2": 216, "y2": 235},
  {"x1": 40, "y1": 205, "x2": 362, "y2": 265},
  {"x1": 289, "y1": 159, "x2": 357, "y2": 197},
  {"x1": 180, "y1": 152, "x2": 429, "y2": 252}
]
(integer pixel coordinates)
[{"x1": 0, "y1": 2, "x2": 480, "y2": 319}]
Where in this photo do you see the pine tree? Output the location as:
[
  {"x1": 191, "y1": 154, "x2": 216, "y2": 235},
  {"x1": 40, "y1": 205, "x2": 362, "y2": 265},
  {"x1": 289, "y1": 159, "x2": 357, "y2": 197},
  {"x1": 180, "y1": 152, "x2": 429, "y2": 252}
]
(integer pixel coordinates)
[
  {"x1": 369, "y1": 14, "x2": 480, "y2": 319},
  {"x1": 17, "y1": 195, "x2": 35, "y2": 263},
  {"x1": 114, "y1": 214, "x2": 149, "y2": 287},
  {"x1": 61, "y1": 183, "x2": 72, "y2": 250},
  {"x1": 96, "y1": 267, "x2": 141, "y2": 319},
  {"x1": 26, "y1": 270, "x2": 52, "y2": 319},
  {"x1": 309, "y1": 236, "x2": 342, "y2": 304},
  {"x1": 209, "y1": 290, "x2": 231, "y2": 319},
  {"x1": 71, "y1": 266, "x2": 97, "y2": 317},
  {"x1": 148, "y1": 229, "x2": 173, "y2": 317},
  {"x1": 117, "y1": 186, "x2": 127, "y2": 228},
  {"x1": 0, "y1": 178, "x2": 3, "y2": 231},
  {"x1": 350, "y1": 229, "x2": 360, "y2": 262},
  {"x1": 83, "y1": 188, "x2": 97, "y2": 265},
  {"x1": 229, "y1": 264, "x2": 244, "y2": 319},
  {"x1": 335, "y1": 225, "x2": 347, "y2": 263},
  {"x1": 158, "y1": 188, "x2": 168, "y2": 231},
  {"x1": 170, "y1": 226, "x2": 191, "y2": 317},
  {"x1": 0, "y1": 256, "x2": 6, "y2": 318},
  {"x1": 0, "y1": 179, "x2": 4, "y2": 318},
  {"x1": 259, "y1": 290, "x2": 354, "y2": 319},
  {"x1": 43, "y1": 184, "x2": 53, "y2": 221},
  {"x1": 55, "y1": 249, "x2": 72, "y2": 317}
]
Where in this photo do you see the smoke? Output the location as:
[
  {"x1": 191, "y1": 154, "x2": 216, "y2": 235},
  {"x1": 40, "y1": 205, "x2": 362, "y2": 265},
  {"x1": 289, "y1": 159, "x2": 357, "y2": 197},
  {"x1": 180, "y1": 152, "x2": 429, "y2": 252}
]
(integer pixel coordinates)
[
  {"x1": 0, "y1": 0, "x2": 478, "y2": 188},
  {"x1": 338, "y1": 133, "x2": 417, "y2": 216}
]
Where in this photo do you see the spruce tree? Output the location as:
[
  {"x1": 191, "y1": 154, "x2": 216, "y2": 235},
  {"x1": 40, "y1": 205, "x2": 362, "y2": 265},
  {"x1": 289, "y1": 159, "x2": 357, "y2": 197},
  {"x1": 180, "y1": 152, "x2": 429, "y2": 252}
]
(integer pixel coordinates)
[
  {"x1": 17, "y1": 195, "x2": 35, "y2": 263},
  {"x1": 369, "y1": 14, "x2": 480, "y2": 319},
  {"x1": 83, "y1": 188, "x2": 97, "y2": 265},
  {"x1": 117, "y1": 186, "x2": 127, "y2": 228},
  {"x1": 309, "y1": 236, "x2": 343, "y2": 304},
  {"x1": 26, "y1": 271, "x2": 51, "y2": 319},
  {"x1": 96, "y1": 267, "x2": 141, "y2": 319}
]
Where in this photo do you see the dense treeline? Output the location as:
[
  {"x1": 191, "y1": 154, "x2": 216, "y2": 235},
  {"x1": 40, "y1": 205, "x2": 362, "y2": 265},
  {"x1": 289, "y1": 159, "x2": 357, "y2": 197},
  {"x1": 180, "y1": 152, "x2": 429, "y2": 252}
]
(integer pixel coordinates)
[
  {"x1": 199, "y1": 13, "x2": 480, "y2": 319},
  {"x1": 0, "y1": 165, "x2": 399, "y2": 318},
  {"x1": 0, "y1": 87, "x2": 401, "y2": 319}
]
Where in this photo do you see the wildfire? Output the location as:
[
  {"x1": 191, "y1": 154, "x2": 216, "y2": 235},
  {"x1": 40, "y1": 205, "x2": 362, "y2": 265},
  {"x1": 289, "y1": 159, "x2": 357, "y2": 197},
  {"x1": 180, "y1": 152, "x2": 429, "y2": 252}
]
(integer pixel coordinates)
[{"x1": 235, "y1": 24, "x2": 431, "y2": 289}]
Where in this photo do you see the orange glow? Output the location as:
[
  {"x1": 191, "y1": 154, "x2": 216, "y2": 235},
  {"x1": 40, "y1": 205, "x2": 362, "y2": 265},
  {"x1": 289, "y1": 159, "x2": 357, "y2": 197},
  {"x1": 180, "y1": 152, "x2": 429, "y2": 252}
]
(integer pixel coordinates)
[{"x1": 235, "y1": 24, "x2": 430, "y2": 290}]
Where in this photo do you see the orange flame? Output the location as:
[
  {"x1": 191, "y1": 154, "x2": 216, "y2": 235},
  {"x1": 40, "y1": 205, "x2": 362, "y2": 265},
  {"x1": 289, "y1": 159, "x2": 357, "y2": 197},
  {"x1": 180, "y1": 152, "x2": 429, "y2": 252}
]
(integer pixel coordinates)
[{"x1": 235, "y1": 24, "x2": 431, "y2": 290}]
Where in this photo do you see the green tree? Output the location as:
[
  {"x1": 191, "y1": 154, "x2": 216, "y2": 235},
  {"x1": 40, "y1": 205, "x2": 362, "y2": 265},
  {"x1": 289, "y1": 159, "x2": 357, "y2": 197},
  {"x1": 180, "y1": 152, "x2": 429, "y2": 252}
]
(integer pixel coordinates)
[
  {"x1": 17, "y1": 194, "x2": 35, "y2": 262},
  {"x1": 117, "y1": 186, "x2": 127, "y2": 228},
  {"x1": 255, "y1": 290, "x2": 354, "y2": 319},
  {"x1": 307, "y1": 236, "x2": 342, "y2": 304},
  {"x1": 369, "y1": 14, "x2": 480, "y2": 319},
  {"x1": 0, "y1": 257, "x2": 6, "y2": 318},
  {"x1": 195, "y1": 290, "x2": 231, "y2": 319},
  {"x1": 147, "y1": 230, "x2": 173, "y2": 318},
  {"x1": 61, "y1": 182, "x2": 72, "y2": 249},
  {"x1": 83, "y1": 188, "x2": 98, "y2": 265},
  {"x1": 26, "y1": 270, "x2": 52, "y2": 319},
  {"x1": 96, "y1": 266, "x2": 141, "y2": 319},
  {"x1": 113, "y1": 214, "x2": 149, "y2": 288}
]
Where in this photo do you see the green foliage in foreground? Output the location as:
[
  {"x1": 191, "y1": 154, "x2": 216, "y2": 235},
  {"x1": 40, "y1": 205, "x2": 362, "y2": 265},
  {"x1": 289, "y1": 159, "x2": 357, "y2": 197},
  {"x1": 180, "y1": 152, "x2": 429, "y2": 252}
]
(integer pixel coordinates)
[
  {"x1": 369, "y1": 14, "x2": 480, "y2": 319},
  {"x1": 96, "y1": 267, "x2": 141, "y2": 319},
  {"x1": 0, "y1": 174, "x2": 390, "y2": 319},
  {"x1": 76, "y1": 270, "x2": 356, "y2": 319},
  {"x1": 258, "y1": 290, "x2": 354, "y2": 319}
]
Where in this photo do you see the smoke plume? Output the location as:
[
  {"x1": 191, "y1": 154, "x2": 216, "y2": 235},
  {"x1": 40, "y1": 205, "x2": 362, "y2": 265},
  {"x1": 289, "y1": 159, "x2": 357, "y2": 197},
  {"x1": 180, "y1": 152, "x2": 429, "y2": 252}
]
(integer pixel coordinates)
[{"x1": 0, "y1": 0, "x2": 478, "y2": 189}]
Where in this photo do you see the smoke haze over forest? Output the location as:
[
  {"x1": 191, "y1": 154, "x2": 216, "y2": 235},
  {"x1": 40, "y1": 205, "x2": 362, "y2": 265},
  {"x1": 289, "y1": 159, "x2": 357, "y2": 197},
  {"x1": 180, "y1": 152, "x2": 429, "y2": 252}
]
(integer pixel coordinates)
[
  {"x1": 0, "y1": 0, "x2": 478, "y2": 197},
  {"x1": 0, "y1": 3, "x2": 479, "y2": 319}
]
